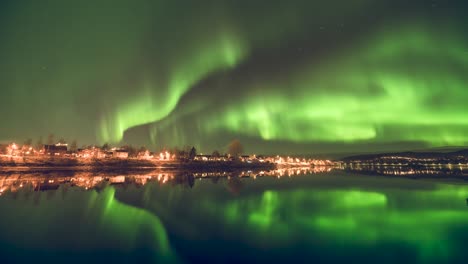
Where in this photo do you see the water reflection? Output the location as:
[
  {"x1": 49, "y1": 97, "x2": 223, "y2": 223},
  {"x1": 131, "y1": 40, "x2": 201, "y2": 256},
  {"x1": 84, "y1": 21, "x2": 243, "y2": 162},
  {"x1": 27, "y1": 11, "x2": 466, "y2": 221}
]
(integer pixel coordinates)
[
  {"x1": 1, "y1": 169, "x2": 468, "y2": 263},
  {"x1": 0, "y1": 167, "x2": 331, "y2": 195},
  {"x1": 343, "y1": 164, "x2": 467, "y2": 177},
  {"x1": 0, "y1": 185, "x2": 177, "y2": 263},
  {"x1": 127, "y1": 174, "x2": 468, "y2": 263}
]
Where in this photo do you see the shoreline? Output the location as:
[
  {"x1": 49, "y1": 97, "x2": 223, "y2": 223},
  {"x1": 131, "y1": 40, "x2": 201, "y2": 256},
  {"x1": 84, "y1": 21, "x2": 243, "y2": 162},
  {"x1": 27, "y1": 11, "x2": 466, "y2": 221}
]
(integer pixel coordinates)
[{"x1": 0, "y1": 157, "x2": 278, "y2": 173}]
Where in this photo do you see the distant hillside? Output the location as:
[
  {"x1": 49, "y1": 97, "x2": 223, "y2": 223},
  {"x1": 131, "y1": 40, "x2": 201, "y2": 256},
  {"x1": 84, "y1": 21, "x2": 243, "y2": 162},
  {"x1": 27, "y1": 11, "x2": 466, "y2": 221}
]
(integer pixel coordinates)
[
  {"x1": 341, "y1": 149, "x2": 468, "y2": 162},
  {"x1": 301, "y1": 146, "x2": 468, "y2": 161},
  {"x1": 410, "y1": 146, "x2": 468, "y2": 153}
]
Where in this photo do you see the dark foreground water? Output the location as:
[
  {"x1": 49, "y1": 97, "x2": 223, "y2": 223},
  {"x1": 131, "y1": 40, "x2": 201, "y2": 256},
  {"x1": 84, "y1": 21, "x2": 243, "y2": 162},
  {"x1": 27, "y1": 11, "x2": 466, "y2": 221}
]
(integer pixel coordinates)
[{"x1": 1, "y1": 169, "x2": 468, "y2": 263}]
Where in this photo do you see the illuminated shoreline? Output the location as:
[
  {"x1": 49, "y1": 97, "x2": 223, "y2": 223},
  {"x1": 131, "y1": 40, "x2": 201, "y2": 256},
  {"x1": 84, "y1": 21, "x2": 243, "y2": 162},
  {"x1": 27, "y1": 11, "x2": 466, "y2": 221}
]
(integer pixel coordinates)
[{"x1": 0, "y1": 166, "x2": 332, "y2": 195}]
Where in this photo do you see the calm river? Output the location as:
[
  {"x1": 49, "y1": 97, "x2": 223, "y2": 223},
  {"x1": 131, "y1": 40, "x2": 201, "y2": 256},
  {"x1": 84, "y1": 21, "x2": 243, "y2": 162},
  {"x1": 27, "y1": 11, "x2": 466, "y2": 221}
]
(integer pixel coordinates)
[{"x1": 1, "y1": 168, "x2": 468, "y2": 263}]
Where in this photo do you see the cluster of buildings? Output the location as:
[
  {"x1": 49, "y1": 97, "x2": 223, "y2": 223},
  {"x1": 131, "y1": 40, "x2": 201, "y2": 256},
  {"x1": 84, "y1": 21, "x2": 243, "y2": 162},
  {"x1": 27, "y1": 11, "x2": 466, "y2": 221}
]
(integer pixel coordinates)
[
  {"x1": 271, "y1": 156, "x2": 333, "y2": 166},
  {"x1": 193, "y1": 154, "x2": 333, "y2": 166},
  {"x1": 0, "y1": 143, "x2": 34, "y2": 156},
  {"x1": 0, "y1": 142, "x2": 335, "y2": 167},
  {"x1": 73, "y1": 146, "x2": 129, "y2": 159},
  {"x1": 0, "y1": 142, "x2": 174, "y2": 161}
]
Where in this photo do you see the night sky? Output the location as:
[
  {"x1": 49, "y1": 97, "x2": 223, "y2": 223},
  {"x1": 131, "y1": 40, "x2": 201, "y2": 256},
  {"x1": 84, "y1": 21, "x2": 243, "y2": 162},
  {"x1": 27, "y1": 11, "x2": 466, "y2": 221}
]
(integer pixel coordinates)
[{"x1": 0, "y1": 0, "x2": 467, "y2": 154}]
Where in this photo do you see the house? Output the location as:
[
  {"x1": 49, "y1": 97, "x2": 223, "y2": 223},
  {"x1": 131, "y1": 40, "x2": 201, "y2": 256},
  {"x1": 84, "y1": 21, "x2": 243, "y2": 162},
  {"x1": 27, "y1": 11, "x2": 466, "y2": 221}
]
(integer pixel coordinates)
[
  {"x1": 240, "y1": 155, "x2": 251, "y2": 162},
  {"x1": 194, "y1": 154, "x2": 212, "y2": 161},
  {"x1": 113, "y1": 149, "x2": 129, "y2": 159},
  {"x1": 95, "y1": 150, "x2": 107, "y2": 159},
  {"x1": 76, "y1": 148, "x2": 93, "y2": 158},
  {"x1": 44, "y1": 144, "x2": 68, "y2": 156},
  {"x1": 137, "y1": 150, "x2": 152, "y2": 159}
]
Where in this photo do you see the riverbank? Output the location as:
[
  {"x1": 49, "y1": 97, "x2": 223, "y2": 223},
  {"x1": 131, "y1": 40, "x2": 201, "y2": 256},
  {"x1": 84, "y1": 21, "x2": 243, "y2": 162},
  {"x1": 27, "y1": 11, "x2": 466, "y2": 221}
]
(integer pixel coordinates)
[{"x1": 0, "y1": 156, "x2": 276, "y2": 173}]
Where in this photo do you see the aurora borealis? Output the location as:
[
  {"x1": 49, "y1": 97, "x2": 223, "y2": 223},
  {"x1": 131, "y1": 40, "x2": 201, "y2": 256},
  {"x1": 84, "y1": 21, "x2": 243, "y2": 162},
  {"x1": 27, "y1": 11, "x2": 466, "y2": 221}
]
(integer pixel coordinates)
[{"x1": 1, "y1": 0, "x2": 467, "y2": 154}]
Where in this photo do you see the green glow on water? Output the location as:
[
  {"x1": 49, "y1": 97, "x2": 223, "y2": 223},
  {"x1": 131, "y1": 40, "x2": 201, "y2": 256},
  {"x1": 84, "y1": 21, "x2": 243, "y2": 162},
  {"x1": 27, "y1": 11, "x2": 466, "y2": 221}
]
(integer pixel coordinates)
[
  {"x1": 0, "y1": 186, "x2": 175, "y2": 261},
  {"x1": 133, "y1": 178, "x2": 468, "y2": 263},
  {"x1": 248, "y1": 190, "x2": 278, "y2": 228}
]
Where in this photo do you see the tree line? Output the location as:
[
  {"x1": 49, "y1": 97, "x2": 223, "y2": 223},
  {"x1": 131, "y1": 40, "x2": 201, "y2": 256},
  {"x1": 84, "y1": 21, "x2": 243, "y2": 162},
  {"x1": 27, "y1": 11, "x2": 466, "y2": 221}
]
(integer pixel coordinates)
[{"x1": 21, "y1": 134, "x2": 244, "y2": 159}]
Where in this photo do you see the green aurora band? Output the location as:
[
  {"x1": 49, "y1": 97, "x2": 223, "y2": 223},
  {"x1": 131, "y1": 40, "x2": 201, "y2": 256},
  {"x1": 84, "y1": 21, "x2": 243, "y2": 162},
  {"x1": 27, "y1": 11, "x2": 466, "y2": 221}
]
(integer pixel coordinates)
[
  {"x1": 201, "y1": 25, "x2": 468, "y2": 145},
  {"x1": 97, "y1": 0, "x2": 373, "y2": 145},
  {"x1": 98, "y1": 28, "x2": 248, "y2": 143},
  {"x1": 0, "y1": 1, "x2": 467, "y2": 152}
]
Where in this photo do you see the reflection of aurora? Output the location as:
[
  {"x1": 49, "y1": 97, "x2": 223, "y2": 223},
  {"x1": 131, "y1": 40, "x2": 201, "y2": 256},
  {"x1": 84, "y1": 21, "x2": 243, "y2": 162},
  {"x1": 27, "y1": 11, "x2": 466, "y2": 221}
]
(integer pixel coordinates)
[
  {"x1": 0, "y1": 187, "x2": 177, "y2": 263},
  {"x1": 133, "y1": 177, "x2": 468, "y2": 263},
  {"x1": 3, "y1": 171, "x2": 468, "y2": 262}
]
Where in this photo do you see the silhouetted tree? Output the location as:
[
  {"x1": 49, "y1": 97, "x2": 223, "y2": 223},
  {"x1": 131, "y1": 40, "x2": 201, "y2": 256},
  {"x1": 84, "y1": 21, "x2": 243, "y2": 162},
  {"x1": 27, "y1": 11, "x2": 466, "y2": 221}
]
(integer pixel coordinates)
[
  {"x1": 138, "y1": 146, "x2": 147, "y2": 153},
  {"x1": 189, "y1": 146, "x2": 197, "y2": 160},
  {"x1": 70, "y1": 140, "x2": 78, "y2": 152},
  {"x1": 212, "y1": 150, "x2": 220, "y2": 157},
  {"x1": 101, "y1": 143, "x2": 110, "y2": 151},
  {"x1": 129, "y1": 146, "x2": 137, "y2": 157},
  {"x1": 227, "y1": 177, "x2": 243, "y2": 195},
  {"x1": 175, "y1": 146, "x2": 190, "y2": 161},
  {"x1": 187, "y1": 174, "x2": 195, "y2": 188},
  {"x1": 227, "y1": 139, "x2": 243, "y2": 157}
]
